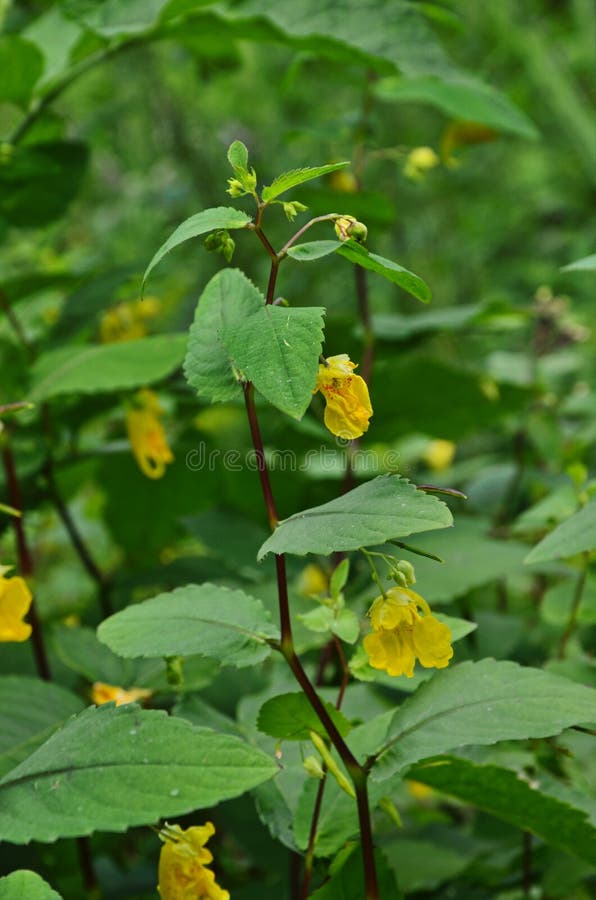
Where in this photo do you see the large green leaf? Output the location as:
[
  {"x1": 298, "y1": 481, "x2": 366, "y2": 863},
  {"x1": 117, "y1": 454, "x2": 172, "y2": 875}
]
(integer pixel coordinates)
[
  {"x1": 142, "y1": 207, "x2": 252, "y2": 289},
  {"x1": 0, "y1": 36, "x2": 44, "y2": 107},
  {"x1": 561, "y1": 253, "x2": 596, "y2": 272},
  {"x1": 258, "y1": 475, "x2": 452, "y2": 559},
  {"x1": 373, "y1": 659, "x2": 596, "y2": 781},
  {"x1": 29, "y1": 334, "x2": 187, "y2": 401},
  {"x1": 0, "y1": 704, "x2": 277, "y2": 843},
  {"x1": 0, "y1": 677, "x2": 84, "y2": 779},
  {"x1": 257, "y1": 692, "x2": 351, "y2": 741},
  {"x1": 337, "y1": 240, "x2": 431, "y2": 302},
  {"x1": 408, "y1": 756, "x2": 596, "y2": 864},
  {"x1": 184, "y1": 268, "x2": 262, "y2": 403},
  {"x1": 525, "y1": 500, "x2": 596, "y2": 563},
  {"x1": 0, "y1": 871, "x2": 62, "y2": 900},
  {"x1": 374, "y1": 75, "x2": 538, "y2": 139},
  {"x1": 184, "y1": 268, "x2": 325, "y2": 417},
  {"x1": 262, "y1": 163, "x2": 349, "y2": 202},
  {"x1": 0, "y1": 142, "x2": 88, "y2": 228},
  {"x1": 225, "y1": 302, "x2": 325, "y2": 419},
  {"x1": 62, "y1": 0, "x2": 171, "y2": 37},
  {"x1": 98, "y1": 583, "x2": 279, "y2": 667},
  {"x1": 229, "y1": 0, "x2": 457, "y2": 77}
]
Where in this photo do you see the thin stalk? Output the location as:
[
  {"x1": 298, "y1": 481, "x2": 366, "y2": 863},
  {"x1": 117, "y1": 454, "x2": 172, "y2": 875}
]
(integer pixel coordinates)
[
  {"x1": 558, "y1": 552, "x2": 589, "y2": 658},
  {"x1": 301, "y1": 774, "x2": 327, "y2": 900},
  {"x1": 279, "y1": 214, "x2": 339, "y2": 255},
  {"x1": 522, "y1": 830, "x2": 532, "y2": 896}
]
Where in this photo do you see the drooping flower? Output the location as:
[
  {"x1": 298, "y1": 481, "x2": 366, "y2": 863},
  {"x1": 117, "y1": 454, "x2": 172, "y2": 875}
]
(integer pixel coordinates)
[
  {"x1": 91, "y1": 682, "x2": 152, "y2": 707},
  {"x1": 363, "y1": 586, "x2": 453, "y2": 678},
  {"x1": 0, "y1": 573, "x2": 32, "y2": 642},
  {"x1": 157, "y1": 821, "x2": 230, "y2": 900},
  {"x1": 100, "y1": 297, "x2": 160, "y2": 343},
  {"x1": 126, "y1": 389, "x2": 174, "y2": 479},
  {"x1": 315, "y1": 354, "x2": 372, "y2": 440}
]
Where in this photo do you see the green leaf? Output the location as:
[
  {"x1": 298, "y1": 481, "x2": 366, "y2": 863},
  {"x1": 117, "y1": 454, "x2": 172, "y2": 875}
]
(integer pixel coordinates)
[
  {"x1": 226, "y1": 302, "x2": 326, "y2": 419},
  {"x1": 0, "y1": 142, "x2": 88, "y2": 228},
  {"x1": 183, "y1": 268, "x2": 262, "y2": 403},
  {"x1": 97, "y1": 583, "x2": 279, "y2": 667},
  {"x1": 381, "y1": 836, "x2": 474, "y2": 893},
  {"x1": 525, "y1": 500, "x2": 596, "y2": 563},
  {"x1": 310, "y1": 845, "x2": 399, "y2": 899},
  {"x1": 227, "y1": 139, "x2": 249, "y2": 172},
  {"x1": 408, "y1": 756, "x2": 596, "y2": 864},
  {"x1": 0, "y1": 704, "x2": 277, "y2": 843},
  {"x1": 184, "y1": 268, "x2": 326, "y2": 418},
  {"x1": 262, "y1": 163, "x2": 349, "y2": 202},
  {"x1": 374, "y1": 75, "x2": 538, "y2": 139},
  {"x1": 561, "y1": 253, "x2": 596, "y2": 272},
  {"x1": 142, "y1": 207, "x2": 252, "y2": 289},
  {"x1": 332, "y1": 608, "x2": 360, "y2": 644},
  {"x1": 337, "y1": 240, "x2": 431, "y2": 302},
  {"x1": 0, "y1": 677, "x2": 84, "y2": 779},
  {"x1": 257, "y1": 692, "x2": 351, "y2": 741},
  {"x1": 29, "y1": 334, "x2": 187, "y2": 401},
  {"x1": 0, "y1": 37, "x2": 44, "y2": 107},
  {"x1": 373, "y1": 659, "x2": 596, "y2": 781},
  {"x1": 62, "y1": 0, "x2": 171, "y2": 37},
  {"x1": 286, "y1": 240, "x2": 343, "y2": 262},
  {"x1": 330, "y1": 559, "x2": 350, "y2": 599},
  {"x1": 0, "y1": 871, "x2": 62, "y2": 900},
  {"x1": 258, "y1": 475, "x2": 452, "y2": 559}
]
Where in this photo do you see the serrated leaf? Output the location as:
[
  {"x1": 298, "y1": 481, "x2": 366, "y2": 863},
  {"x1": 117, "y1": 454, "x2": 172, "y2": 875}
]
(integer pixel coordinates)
[
  {"x1": 561, "y1": 253, "x2": 596, "y2": 272},
  {"x1": 183, "y1": 268, "x2": 262, "y2": 403},
  {"x1": 262, "y1": 163, "x2": 349, "y2": 202},
  {"x1": 0, "y1": 704, "x2": 277, "y2": 843},
  {"x1": 142, "y1": 207, "x2": 252, "y2": 289},
  {"x1": 257, "y1": 692, "x2": 351, "y2": 741},
  {"x1": 227, "y1": 139, "x2": 249, "y2": 172},
  {"x1": 408, "y1": 756, "x2": 596, "y2": 864},
  {"x1": 0, "y1": 677, "x2": 84, "y2": 779},
  {"x1": 98, "y1": 583, "x2": 279, "y2": 667},
  {"x1": 372, "y1": 659, "x2": 596, "y2": 781},
  {"x1": 226, "y1": 302, "x2": 326, "y2": 419},
  {"x1": 525, "y1": 500, "x2": 596, "y2": 563},
  {"x1": 286, "y1": 240, "x2": 342, "y2": 261},
  {"x1": 374, "y1": 74, "x2": 538, "y2": 139},
  {"x1": 29, "y1": 334, "x2": 187, "y2": 401},
  {"x1": 337, "y1": 240, "x2": 431, "y2": 302},
  {"x1": 0, "y1": 870, "x2": 62, "y2": 900},
  {"x1": 258, "y1": 475, "x2": 452, "y2": 559}
]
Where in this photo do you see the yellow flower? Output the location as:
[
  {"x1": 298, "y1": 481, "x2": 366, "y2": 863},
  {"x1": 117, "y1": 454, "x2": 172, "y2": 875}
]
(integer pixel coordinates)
[
  {"x1": 440, "y1": 121, "x2": 498, "y2": 167},
  {"x1": 126, "y1": 389, "x2": 174, "y2": 479},
  {"x1": 403, "y1": 146, "x2": 439, "y2": 181},
  {"x1": 91, "y1": 682, "x2": 152, "y2": 707},
  {"x1": 328, "y1": 169, "x2": 358, "y2": 193},
  {"x1": 100, "y1": 297, "x2": 160, "y2": 343},
  {"x1": 422, "y1": 439, "x2": 456, "y2": 472},
  {"x1": 363, "y1": 586, "x2": 453, "y2": 678},
  {"x1": 296, "y1": 564, "x2": 329, "y2": 597},
  {"x1": 0, "y1": 573, "x2": 32, "y2": 642},
  {"x1": 406, "y1": 780, "x2": 434, "y2": 801},
  {"x1": 315, "y1": 354, "x2": 373, "y2": 440},
  {"x1": 157, "y1": 821, "x2": 230, "y2": 900}
]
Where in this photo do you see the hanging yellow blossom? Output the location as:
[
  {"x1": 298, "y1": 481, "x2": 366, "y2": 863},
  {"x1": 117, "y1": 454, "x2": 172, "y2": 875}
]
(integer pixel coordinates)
[
  {"x1": 363, "y1": 586, "x2": 453, "y2": 678},
  {"x1": 126, "y1": 389, "x2": 174, "y2": 479},
  {"x1": 157, "y1": 821, "x2": 230, "y2": 900},
  {"x1": 100, "y1": 297, "x2": 161, "y2": 343},
  {"x1": 315, "y1": 354, "x2": 372, "y2": 440},
  {"x1": 422, "y1": 439, "x2": 456, "y2": 472},
  {"x1": 296, "y1": 563, "x2": 329, "y2": 598},
  {"x1": 91, "y1": 682, "x2": 152, "y2": 707},
  {"x1": 440, "y1": 121, "x2": 498, "y2": 167},
  {"x1": 0, "y1": 573, "x2": 32, "y2": 642}
]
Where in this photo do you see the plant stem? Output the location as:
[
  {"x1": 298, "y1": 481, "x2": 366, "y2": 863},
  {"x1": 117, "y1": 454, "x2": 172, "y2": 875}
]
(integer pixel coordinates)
[
  {"x1": 558, "y1": 552, "x2": 589, "y2": 658},
  {"x1": 279, "y1": 214, "x2": 339, "y2": 254}
]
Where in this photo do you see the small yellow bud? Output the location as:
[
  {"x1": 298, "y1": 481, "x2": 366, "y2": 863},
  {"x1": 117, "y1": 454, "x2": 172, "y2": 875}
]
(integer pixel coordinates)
[
  {"x1": 403, "y1": 146, "x2": 439, "y2": 181},
  {"x1": 334, "y1": 214, "x2": 367, "y2": 243},
  {"x1": 422, "y1": 439, "x2": 456, "y2": 472},
  {"x1": 226, "y1": 177, "x2": 245, "y2": 197},
  {"x1": 329, "y1": 169, "x2": 358, "y2": 193}
]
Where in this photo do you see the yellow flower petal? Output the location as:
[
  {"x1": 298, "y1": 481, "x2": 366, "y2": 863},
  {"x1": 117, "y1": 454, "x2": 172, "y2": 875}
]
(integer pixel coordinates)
[
  {"x1": 91, "y1": 682, "x2": 152, "y2": 707},
  {"x1": 126, "y1": 389, "x2": 174, "y2": 479},
  {"x1": 412, "y1": 614, "x2": 454, "y2": 669},
  {"x1": 315, "y1": 355, "x2": 372, "y2": 439},
  {"x1": 0, "y1": 575, "x2": 32, "y2": 642},
  {"x1": 157, "y1": 822, "x2": 229, "y2": 900}
]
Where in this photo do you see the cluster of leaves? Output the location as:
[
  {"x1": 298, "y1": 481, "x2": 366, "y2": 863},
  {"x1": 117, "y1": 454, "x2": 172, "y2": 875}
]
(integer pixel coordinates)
[{"x1": 1, "y1": 1, "x2": 595, "y2": 899}]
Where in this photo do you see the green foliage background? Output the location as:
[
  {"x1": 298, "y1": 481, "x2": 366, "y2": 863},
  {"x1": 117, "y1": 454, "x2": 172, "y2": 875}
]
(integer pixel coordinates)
[{"x1": 0, "y1": 1, "x2": 595, "y2": 898}]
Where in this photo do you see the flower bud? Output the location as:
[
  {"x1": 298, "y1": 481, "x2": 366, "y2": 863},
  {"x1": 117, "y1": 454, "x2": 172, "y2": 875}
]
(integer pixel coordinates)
[
  {"x1": 282, "y1": 200, "x2": 308, "y2": 221},
  {"x1": 334, "y1": 215, "x2": 368, "y2": 243},
  {"x1": 403, "y1": 146, "x2": 439, "y2": 181},
  {"x1": 394, "y1": 560, "x2": 416, "y2": 585},
  {"x1": 226, "y1": 177, "x2": 245, "y2": 197},
  {"x1": 303, "y1": 755, "x2": 325, "y2": 779}
]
